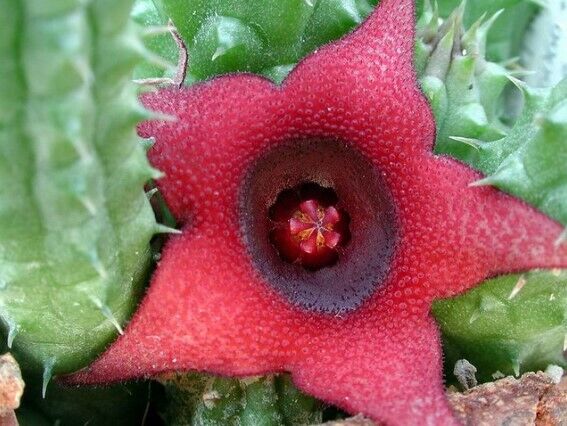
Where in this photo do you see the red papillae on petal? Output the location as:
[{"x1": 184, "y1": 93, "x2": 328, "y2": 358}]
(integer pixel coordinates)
[{"x1": 64, "y1": 0, "x2": 567, "y2": 424}]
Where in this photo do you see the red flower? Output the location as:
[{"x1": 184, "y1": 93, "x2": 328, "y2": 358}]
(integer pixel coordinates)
[{"x1": 66, "y1": 0, "x2": 567, "y2": 423}]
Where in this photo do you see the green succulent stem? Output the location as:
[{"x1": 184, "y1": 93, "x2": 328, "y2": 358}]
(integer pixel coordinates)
[
  {"x1": 434, "y1": 270, "x2": 567, "y2": 384},
  {"x1": 160, "y1": 373, "x2": 323, "y2": 426},
  {"x1": 0, "y1": 0, "x2": 159, "y2": 383}
]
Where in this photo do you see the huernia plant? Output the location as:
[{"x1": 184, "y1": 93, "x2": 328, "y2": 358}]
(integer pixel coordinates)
[{"x1": 64, "y1": 1, "x2": 567, "y2": 424}]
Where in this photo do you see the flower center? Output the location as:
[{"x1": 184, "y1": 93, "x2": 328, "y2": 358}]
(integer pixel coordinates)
[
  {"x1": 268, "y1": 183, "x2": 351, "y2": 270},
  {"x1": 291, "y1": 200, "x2": 341, "y2": 252},
  {"x1": 239, "y1": 138, "x2": 396, "y2": 314}
]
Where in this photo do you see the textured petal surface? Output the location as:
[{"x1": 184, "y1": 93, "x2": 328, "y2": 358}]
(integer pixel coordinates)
[
  {"x1": 65, "y1": 0, "x2": 567, "y2": 423},
  {"x1": 292, "y1": 314, "x2": 457, "y2": 426}
]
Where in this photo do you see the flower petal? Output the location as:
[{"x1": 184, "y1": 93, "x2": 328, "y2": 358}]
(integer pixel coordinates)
[
  {"x1": 66, "y1": 231, "x2": 301, "y2": 382},
  {"x1": 322, "y1": 230, "x2": 341, "y2": 249},
  {"x1": 289, "y1": 218, "x2": 314, "y2": 235},
  {"x1": 299, "y1": 200, "x2": 320, "y2": 222},
  {"x1": 291, "y1": 311, "x2": 457, "y2": 424},
  {"x1": 323, "y1": 206, "x2": 340, "y2": 226},
  {"x1": 139, "y1": 76, "x2": 281, "y2": 222},
  {"x1": 300, "y1": 232, "x2": 318, "y2": 254}
]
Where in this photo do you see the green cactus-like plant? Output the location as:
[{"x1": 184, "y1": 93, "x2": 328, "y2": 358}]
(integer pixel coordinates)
[
  {"x1": 419, "y1": 2, "x2": 567, "y2": 385},
  {"x1": 160, "y1": 0, "x2": 379, "y2": 84},
  {"x1": 143, "y1": 0, "x2": 537, "y2": 85},
  {"x1": 417, "y1": 2, "x2": 567, "y2": 229},
  {"x1": 435, "y1": 0, "x2": 539, "y2": 62},
  {"x1": 160, "y1": 373, "x2": 323, "y2": 426},
  {"x1": 521, "y1": 0, "x2": 567, "y2": 88},
  {"x1": 416, "y1": 2, "x2": 511, "y2": 162},
  {"x1": 131, "y1": 0, "x2": 178, "y2": 80},
  {"x1": 18, "y1": 381, "x2": 150, "y2": 426},
  {"x1": 0, "y1": 0, "x2": 162, "y2": 390},
  {"x1": 470, "y1": 78, "x2": 567, "y2": 229},
  {"x1": 433, "y1": 270, "x2": 567, "y2": 384}
]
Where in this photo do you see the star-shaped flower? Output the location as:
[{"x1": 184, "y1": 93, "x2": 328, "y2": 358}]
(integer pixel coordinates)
[{"x1": 66, "y1": 0, "x2": 567, "y2": 423}]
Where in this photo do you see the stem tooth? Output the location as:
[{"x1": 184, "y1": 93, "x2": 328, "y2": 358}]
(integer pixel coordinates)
[
  {"x1": 133, "y1": 77, "x2": 175, "y2": 86},
  {"x1": 89, "y1": 252, "x2": 108, "y2": 280},
  {"x1": 140, "y1": 137, "x2": 155, "y2": 152},
  {"x1": 468, "y1": 309, "x2": 480, "y2": 324},
  {"x1": 42, "y1": 358, "x2": 56, "y2": 398},
  {"x1": 449, "y1": 135, "x2": 482, "y2": 149},
  {"x1": 146, "y1": 188, "x2": 159, "y2": 199},
  {"x1": 468, "y1": 176, "x2": 495, "y2": 187},
  {"x1": 149, "y1": 111, "x2": 178, "y2": 123},
  {"x1": 6, "y1": 321, "x2": 17, "y2": 348},
  {"x1": 90, "y1": 297, "x2": 124, "y2": 335},
  {"x1": 149, "y1": 167, "x2": 165, "y2": 180},
  {"x1": 508, "y1": 275, "x2": 527, "y2": 300},
  {"x1": 79, "y1": 196, "x2": 97, "y2": 215},
  {"x1": 211, "y1": 46, "x2": 227, "y2": 62},
  {"x1": 141, "y1": 25, "x2": 172, "y2": 37},
  {"x1": 512, "y1": 359, "x2": 521, "y2": 377},
  {"x1": 506, "y1": 74, "x2": 528, "y2": 92},
  {"x1": 154, "y1": 224, "x2": 182, "y2": 235},
  {"x1": 102, "y1": 308, "x2": 124, "y2": 335}
]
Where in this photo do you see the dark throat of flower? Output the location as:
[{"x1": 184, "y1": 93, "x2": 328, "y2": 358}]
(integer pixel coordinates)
[{"x1": 239, "y1": 138, "x2": 397, "y2": 314}]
